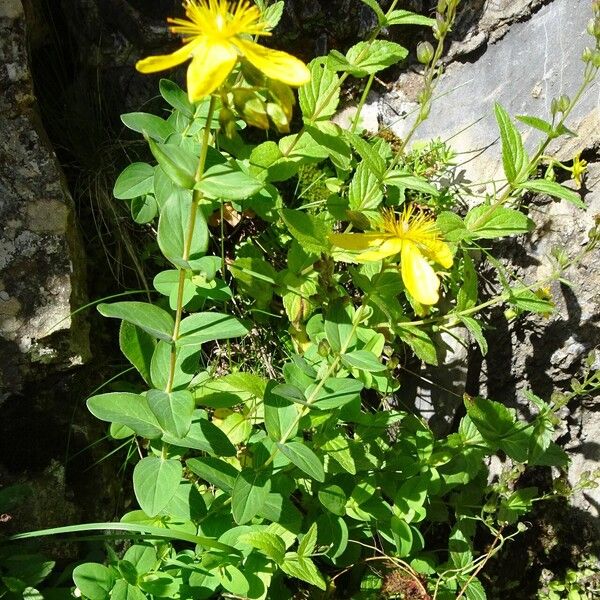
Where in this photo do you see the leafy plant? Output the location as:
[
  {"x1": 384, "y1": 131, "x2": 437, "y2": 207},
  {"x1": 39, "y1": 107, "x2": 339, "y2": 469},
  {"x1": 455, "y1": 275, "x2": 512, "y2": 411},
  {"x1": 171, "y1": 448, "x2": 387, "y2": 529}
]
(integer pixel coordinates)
[{"x1": 11, "y1": 0, "x2": 600, "y2": 598}]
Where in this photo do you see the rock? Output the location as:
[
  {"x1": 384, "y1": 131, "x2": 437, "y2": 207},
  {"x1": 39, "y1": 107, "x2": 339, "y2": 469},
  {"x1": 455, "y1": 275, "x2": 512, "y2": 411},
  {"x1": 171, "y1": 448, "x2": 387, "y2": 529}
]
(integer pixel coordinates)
[
  {"x1": 0, "y1": 3, "x2": 89, "y2": 403},
  {"x1": 382, "y1": 0, "x2": 599, "y2": 185}
]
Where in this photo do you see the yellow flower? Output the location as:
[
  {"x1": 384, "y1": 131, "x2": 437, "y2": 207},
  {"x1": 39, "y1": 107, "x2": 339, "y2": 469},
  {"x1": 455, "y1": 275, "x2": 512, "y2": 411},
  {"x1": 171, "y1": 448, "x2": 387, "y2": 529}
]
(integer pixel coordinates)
[
  {"x1": 330, "y1": 206, "x2": 453, "y2": 306},
  {"x1": 136, "y1": 0, "x2": 311, "y2": 102},
  {"x1": 571, "y1": 151, "x2": 588, "y2": 189}
]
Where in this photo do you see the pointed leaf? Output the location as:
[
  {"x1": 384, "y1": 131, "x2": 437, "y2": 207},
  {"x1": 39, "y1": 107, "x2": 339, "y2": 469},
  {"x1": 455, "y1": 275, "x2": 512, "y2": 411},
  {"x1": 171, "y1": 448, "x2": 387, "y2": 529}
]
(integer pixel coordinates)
[
  {"x1": 277, "y1": 442, "x2": 325, "y2": 482},
  {"x1": 133, "y1": 456, "x2": 182, "y2": 517}
]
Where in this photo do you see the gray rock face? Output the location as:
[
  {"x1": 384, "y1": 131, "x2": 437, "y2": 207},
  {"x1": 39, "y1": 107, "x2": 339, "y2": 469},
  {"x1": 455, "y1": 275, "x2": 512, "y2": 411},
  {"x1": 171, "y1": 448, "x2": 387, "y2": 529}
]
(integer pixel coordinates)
[
  {"x1": 383, "y1": 0, "x2": 598, "y2": 184},
  {"x1": 0, "y1": 0, "x2": 89, "y2": 399},
  {"x1": 379, "y1": 0, "x2": 600, "y2": 522}
]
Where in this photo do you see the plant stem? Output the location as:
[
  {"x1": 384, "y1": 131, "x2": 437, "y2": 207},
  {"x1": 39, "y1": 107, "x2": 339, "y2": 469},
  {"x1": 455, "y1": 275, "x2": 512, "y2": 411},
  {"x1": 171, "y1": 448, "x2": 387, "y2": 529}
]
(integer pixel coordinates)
[
  {"x1": 165, "y1": 96, "x2": 217, "y2": 393},
  {"x1": 263, "y1": 265, "x2": 388, "y2": 468},
  {"x1": 350, "y1": 73, "x2": 375, "y2": 134},
  {"x1": 281, "y1": 0, "x2": 401, "y2": 158}
]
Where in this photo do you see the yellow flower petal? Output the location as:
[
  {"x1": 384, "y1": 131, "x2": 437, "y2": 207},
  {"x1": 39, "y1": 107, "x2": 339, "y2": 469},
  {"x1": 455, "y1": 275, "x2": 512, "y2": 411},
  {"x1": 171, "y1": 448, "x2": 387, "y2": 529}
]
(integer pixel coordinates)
[
  {"x1": 186, "y1": 38, "x2": 238, "y2": 101},
  {"x1": 423, "y1": 239, "x2": 453, "y2": 269},
  {"x1": 235, "y1": 38, "x2": 311, "y2": 87},
  {"x1": 401, "y1": 241, "x2": 441, "y2": 305},
  {"x1": 330, "y1": 232, "x2": 389, "y2": 252},
  {"x1": 355, "y1": 238, "x2": 403, "y2": 262},
  {"x1": 136, "y1": 39, "x2": 200, "y2": 73}
]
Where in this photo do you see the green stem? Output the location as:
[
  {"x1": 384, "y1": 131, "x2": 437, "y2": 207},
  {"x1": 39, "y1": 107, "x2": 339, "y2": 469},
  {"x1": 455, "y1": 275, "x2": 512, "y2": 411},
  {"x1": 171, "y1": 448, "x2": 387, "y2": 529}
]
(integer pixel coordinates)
[
  {"x1": 262, "y1": 265, "x2": 388, "y2": 469},
  {"x1": 165, "y1": 96, "x2": 217, "y2": 393},
  {"x1": 281, "y1": 0, "x2": 401, "y2": 158},
  {"x1": 386, "y1": 4, "x2": 459, "y2": 172},
  {"x1": 350, "y1": 73, "x2": 375, "y2": 134}
]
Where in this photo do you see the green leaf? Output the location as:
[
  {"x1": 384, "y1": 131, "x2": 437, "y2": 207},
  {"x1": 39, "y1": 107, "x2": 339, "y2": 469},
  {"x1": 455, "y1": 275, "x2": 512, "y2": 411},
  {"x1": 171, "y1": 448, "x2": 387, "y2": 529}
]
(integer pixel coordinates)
[
  {"x1": 148, "y1": 138, "x2": 197, "y2": 189},
  {"x1": 218, "y1": 565, "x2": 249, "y2": 597},
  {"x1": 460, "y1": 316, "x2": 488, "y2": 356},
  {"x1": 264, "y1": 386, "x2": 299, "y2": 441},
  {"x1": 390, "y1": 516, "x2": 413, "y2": 557},
  {"x1": 498, "y1": 487, "x2": 538, "y2": 524},
  {"x1": 113, "y1": 163, "x2": 155, "y2": 200},
  {"x1": 324, "y1": 299, "x2": 355, "y2": 353},
  {"x1": 110, "y1": 580, "x2": 146, "y2": 600},
  {"x1": 162, "y1": 415, "x2": 236, "y2": 456},
  {"x1": 119, "y1": 321, "x2": 156, "y2": 385},
  {"x1": 231, "y1": 469, "x2": 271, "y2": 524},
  {"x1": 345, "y1": 40, "x2": 408, "y2": 76},
  {"x1": 239, "y1": 532, "x2": 286, "y2": 563},
  {"x1": 98, "y1": 301, "x2": 174, "y2": 341},
  {"x1": 262, "y1": 0, "x2": 284, "y2": 29},
  {"x1": 139, "y1": 573, "x2": 179, "y2": 598},
  {"x1": 133, "y1": 456, "x2": 182, "y2": 517},
  {"x1": 298, "y1": 522, "x2": 318, "y2": 556},
  {"x1": 87, "y1": 392, "x2": 162, "y2": 439},
  {"x1": 349, "y1": 161, "x2": 383, "y2": 211},
  {"x1": 341, "y1": 350, "x2": 386, "y2": 372},
  {"x1": 517, "y1": 179, "x2": 584, "y2": 208},
  {"x1": 130, "y1": 194, "x2": 158, "y2": 224},
  {"x1": 194, "y1": 372, "x2": 266, "y2": 409},
  {"x1": 272, "y1": 383, "x2": 307, "y2": 405},
  {"x1": 396, "y1": 324, "x2": 438, "y2": 365},
  {"x1": 161, "y1": 482, "x2": 206, "y2": 521},
  {"x1": 464, "y1": 396, "x2": 530, "y2": 461},
  {"x1": 150, "y1": 341, "x2": 200, "y2": 391},
  {"x1": 277, "y1": 441, "x2": 325, "y2": 482},
  {"x1": 186, "y1": 456, "x2": 239, "y2": 493},
  {"x1": 494, "y1": 103, "x2": 528, "y2": 184},
  {"x1": 318, "y1": 485, "x2": 346, "y2": 516},
  {"x1": 72, "y1": 563, "x2": 114, "y2": 600},
  {"x1": 358, "y1": 0, "x2": 385, "y2": 24},
  {"x1": 321, "y1": 434, "x2": 356, "y2": 474},
  {"x1": 281, "y1": 554, "x2": 326, "y2": 591},
  {"x1": 159, "y1": 79, "x2": 194, "y2": 117},
  {"x1": 153, "y1": 166, "x2": 191, "y2": 210},
  {"x1": 385, "y1": 170, "x2": 439, "y2": 196},
  {"x1": 281, "y1": 208, "x2": 330, "y2": 254},
  {"x1": 310, "y1": 377, "x2": 364, "y2": 410},
  {"x1": 516, "y1": 114, "x2": 554, "y2": 136},
  {"x1": 197, "y1": 162, "x2": 263, "y2": 200},
  {"x1": 437, "y1": 211, "x2": 469, "y2": 242},
  {"x1": 157, "y1": 193, "x2": 209, "y2": 270},
  {"x1": 305, "y1": 122, "x2": 352, "y2": 171},
  {"x1": 147, "y1": 389, "x2": 194, "y2": 438},
  {"x1": 465, "y1": 205, "x2": 533, "y2": 239},
  {"x1": 121, "y1": 112, "x2": 175, "y2": 143},
  {"x1": 178, "y1": 312, "x2": 249, "y2": 346},
  {"x1": 345, "y1": 132, "x2": 386, "y2": 180},
  {"x1": 457, "y1": 252, "x2": 478, "y2": 310},
  {"x1": 299, "y1": 59, "x2": 340, "y2": 122},
  {"x1": 386, "y1": 9, "x2": 435, "y2": 27},
  {"x1": 507, "y1": 285, "x2": 554, "y2": 314},
  {"x1": 460, "y1": 577, "x2": 487, "y2": 600}
]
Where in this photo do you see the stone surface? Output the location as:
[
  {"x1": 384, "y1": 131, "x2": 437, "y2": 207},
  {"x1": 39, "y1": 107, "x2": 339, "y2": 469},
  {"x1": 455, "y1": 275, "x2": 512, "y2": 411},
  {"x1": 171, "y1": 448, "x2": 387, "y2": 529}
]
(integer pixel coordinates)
[
  {"x1": 0, "y1": 2, "x2": 89, "y2": 397},
  {"x1": 382, "y1": 0, "x2": 599, "y2": 185}
]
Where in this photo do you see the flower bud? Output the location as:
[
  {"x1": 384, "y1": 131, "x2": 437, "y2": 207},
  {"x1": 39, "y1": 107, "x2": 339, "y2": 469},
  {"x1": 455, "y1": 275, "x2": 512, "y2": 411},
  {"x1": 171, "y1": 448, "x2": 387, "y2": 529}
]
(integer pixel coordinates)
[
  {"x1": 417, "y1": 41, "x2": 435, "y2": 64},
  {"x1": 437, "y1": 0, "x2": 447, "y2": 12},
  {"x1": 592, "y1": 49, "x2": 600, "y2": 68},
  {"x1": 583, "y1": 46, "x2": 594, "y2": 62},
  {"x1": 318, "y1": 339, "x2": 330, "y2": 357},
  {"x1": 219, "y1": 106, "x2": 237, "y2": 138},
  {"x1": 588, "y1": 17, "x2": 600, "y2": 37},
  {"x1": 557, "y1": 94, "x2": 570, "y2": 112}
]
